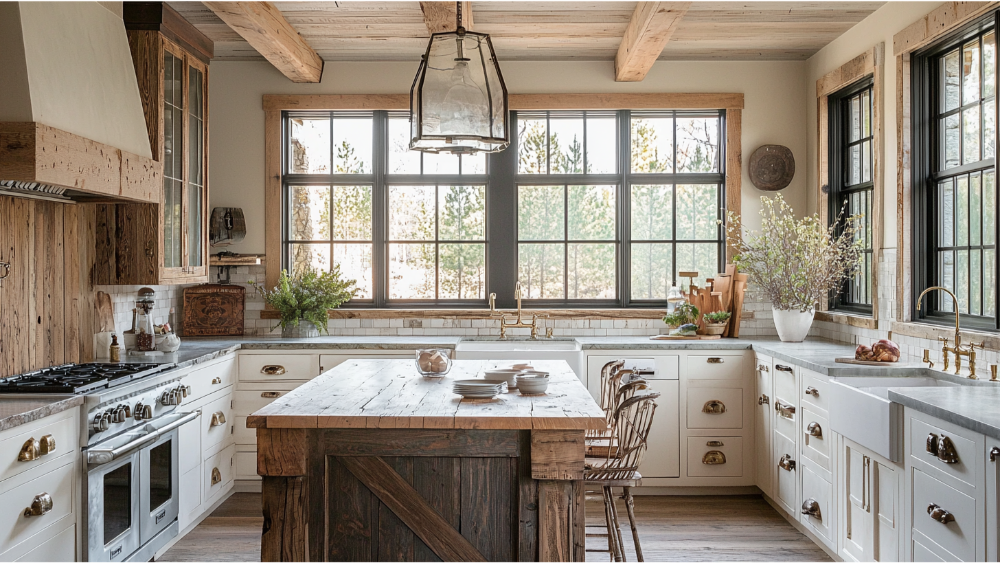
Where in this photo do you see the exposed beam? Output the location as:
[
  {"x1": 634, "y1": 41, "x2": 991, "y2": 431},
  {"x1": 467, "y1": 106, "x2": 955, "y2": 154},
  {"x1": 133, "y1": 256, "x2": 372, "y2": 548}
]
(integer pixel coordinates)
[
  {"x1": 615, "y1": 2, "x2": 691, "y2": 82},
  {"x1": 203, "y1": 1, "x2": 323, "y2": 83},
  {"x1": 420, "y1": 1, "x2": 473, "y2": 35}
]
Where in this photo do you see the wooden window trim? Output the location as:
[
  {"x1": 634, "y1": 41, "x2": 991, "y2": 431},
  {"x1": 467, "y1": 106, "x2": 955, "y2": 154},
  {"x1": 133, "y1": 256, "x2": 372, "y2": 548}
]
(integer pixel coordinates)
[
  {"x1": 814, "y1": 43, "x2": 885, "y2": 331},
  {"x1": 263, "y1": 92, "x2": 744, "y2": 309}
]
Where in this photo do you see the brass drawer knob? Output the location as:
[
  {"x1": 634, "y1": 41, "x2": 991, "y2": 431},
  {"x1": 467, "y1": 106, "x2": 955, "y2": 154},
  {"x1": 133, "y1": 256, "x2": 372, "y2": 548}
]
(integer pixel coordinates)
[
  {"x1": 778, "y1": 454, "x2": 796, "y2": 471},
  {"x1": 261, "y1": 365, "x2": 286, "y2": 376},
  {"x1": 804, "y1": 386, "x2": 819, "y2": 396},
  {"x1": 23, "y1": 493, "x2": 52, "y2": 517},
  {"x1": 702, "y1": 400, "x2": 726, "y2": 414},
  {"x1": 39, "y1": 435, "x2": 55, "y2": 455},
  {"x1": 702, "y1": 450, "x2": 726, "y2": 465},
  {"x1": 806, "y1": 422, "x2": 823, "y2": 438},
  {"x1": 707, "y1": 357, "x2": 724, "y2": 364},
  {"x1": 211, "y1": 467, "x2": 222, "y2": 486},
  {"x1": 261, "y1": 392, "x2": 282, "y2": 399},
  {"x1": 211, "y1": 377, "x2": 223, "y2": 385},
  {"x1": 17, "y1": 438, "x2": 40, "y2": 462},
  {"x1": 211, "y1": 412, "x2": 227, "y2": 427},
  {"x1": 927, "y1": 503, "x2": 955, "y2": 524},
  {"x1": 801, "y1": 499, "x2": 822, "y2": 519}
]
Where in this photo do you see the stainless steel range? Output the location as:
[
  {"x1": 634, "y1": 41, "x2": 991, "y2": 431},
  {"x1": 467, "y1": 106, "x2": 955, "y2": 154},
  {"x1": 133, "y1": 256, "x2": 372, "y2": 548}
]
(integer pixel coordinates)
[{"x1": 0, "y1": 362, "x2": 198, "y2": 562}]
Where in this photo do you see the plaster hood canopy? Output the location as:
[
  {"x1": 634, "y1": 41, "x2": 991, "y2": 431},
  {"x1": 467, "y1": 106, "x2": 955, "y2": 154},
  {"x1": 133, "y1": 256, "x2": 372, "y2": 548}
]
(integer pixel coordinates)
[{"x1": 0, "y1": 2, "x2": 160, "y2": 204}]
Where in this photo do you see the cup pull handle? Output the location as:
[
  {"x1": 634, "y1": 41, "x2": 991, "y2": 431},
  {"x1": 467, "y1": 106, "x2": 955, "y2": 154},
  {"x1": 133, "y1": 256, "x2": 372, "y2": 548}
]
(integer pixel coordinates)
[
  {"x1": 17, "y1": 438, "x2": 40, "y2": 462},
  {"x1": 778, "y1": 454, "x2": 796, "y2": 471},
  {"x1": 23, "y1": 493, "x2": 52, "y2": 517},
  {"x1": 211, "y1": 467, "x2": 222, "y2": 486},
  {"x1": 261, "y1": 365, "x2": 286, "y2": 376},
  {"x1": 702, "y1": 400, "x2": 726, "y2": 414},
  {"x1": 806, "y1": 422, "x2": 823, "y2": 438},
  {"x1": 927, "y1": 503, "x2": 955, "y2": 524},
  {"x1": 804, "y1": 386, "x2": 819, "y2": 396},
  {"x1": 39, "y1": 435, "x2": 55, "y2": 455},
  {"x1": 211, "y1": 377, "x2": 222, "y2": 385},
  {"x1": 702, "y1": 451, "x2": 726, "y2": 465},
  {"x1": 261, "y1": 392, "x2": 282, "y2": 399},
  {"x1": 211, "y1": 412, "x2": 227, "y2": 426},
  {"x1": 707, "y1": 357, "x2": 724, "y2": 364}
]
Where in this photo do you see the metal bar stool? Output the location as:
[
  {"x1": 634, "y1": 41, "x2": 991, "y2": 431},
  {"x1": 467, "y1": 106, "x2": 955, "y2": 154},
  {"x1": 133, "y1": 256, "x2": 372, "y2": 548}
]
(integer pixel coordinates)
[{"x1": 584, "y1": 391, "x2": 659, "y2": 562}]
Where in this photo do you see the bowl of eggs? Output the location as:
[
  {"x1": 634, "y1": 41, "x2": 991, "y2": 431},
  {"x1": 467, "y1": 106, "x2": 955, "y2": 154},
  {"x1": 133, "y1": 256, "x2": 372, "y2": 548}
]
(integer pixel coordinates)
[{"x1": 415, "y1": 349, "x2": 452, "y2": 377}]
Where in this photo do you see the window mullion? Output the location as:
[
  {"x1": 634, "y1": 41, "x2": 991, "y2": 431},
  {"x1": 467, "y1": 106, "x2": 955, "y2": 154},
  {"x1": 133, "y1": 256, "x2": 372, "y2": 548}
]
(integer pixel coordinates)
[{"x1": 373, "y1": 111, "x2": 388, "y2": 308}]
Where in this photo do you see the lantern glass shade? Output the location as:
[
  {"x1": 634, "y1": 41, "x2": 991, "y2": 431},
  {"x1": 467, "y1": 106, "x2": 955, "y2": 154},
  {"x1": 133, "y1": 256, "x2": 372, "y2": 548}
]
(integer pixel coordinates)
[{"x1": 410, "y1": 31, "x2": 509, "y2": 154}]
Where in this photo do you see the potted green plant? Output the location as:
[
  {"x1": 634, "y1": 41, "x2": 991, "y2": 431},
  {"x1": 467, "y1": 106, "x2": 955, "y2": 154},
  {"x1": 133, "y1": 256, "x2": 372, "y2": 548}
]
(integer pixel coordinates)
[
  {"x1": 702, "y1": 311, "x2": 732, "y2": 336},
  {"x1": 663, "y1": 302, "x2": 699, "y2": 329},
  {"x1": 249, "y1": 266, "x2": 357, "y2": 337},
  {"x1": 723, "y1": 194, "x2": 863, "y2": 342}
]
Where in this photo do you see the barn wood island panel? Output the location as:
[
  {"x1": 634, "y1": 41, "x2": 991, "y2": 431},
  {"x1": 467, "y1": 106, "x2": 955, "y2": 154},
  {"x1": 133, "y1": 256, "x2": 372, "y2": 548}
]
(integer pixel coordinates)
[{"x1": 246, "y1": 359, "x2": 607, "y2": 562}]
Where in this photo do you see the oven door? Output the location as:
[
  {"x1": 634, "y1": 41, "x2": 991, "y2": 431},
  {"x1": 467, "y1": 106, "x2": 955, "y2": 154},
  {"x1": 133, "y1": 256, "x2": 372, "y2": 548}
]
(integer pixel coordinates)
[
  {"x1": 86, "y1": 449, "x2": 141, "y2": 562},
  {"x1": 139, "y1": 427, "x2": 179, "y2": 544}
]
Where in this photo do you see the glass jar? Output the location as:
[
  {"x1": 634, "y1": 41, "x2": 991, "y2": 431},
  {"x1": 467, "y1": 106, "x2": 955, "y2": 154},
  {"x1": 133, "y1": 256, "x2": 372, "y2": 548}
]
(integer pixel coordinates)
[
  {"x1": 135, "y1": 297, "x2": 156, "y2": 351},
  {"x1": 415, "y1": 349, "x2": 452, "y2": 377}
]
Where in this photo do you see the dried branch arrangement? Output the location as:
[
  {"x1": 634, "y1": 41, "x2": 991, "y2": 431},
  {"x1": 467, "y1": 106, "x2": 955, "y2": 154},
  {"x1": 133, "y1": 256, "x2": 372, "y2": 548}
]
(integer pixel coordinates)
[{"x1": 723, "y1": 194, "x2": 864, "y2": 312}]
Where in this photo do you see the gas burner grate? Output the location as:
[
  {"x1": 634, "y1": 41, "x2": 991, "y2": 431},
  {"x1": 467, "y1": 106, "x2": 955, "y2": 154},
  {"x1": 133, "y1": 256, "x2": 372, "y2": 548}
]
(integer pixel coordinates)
[{"x1": 0, "y1": 362, "x2": 174, "y2": 394}]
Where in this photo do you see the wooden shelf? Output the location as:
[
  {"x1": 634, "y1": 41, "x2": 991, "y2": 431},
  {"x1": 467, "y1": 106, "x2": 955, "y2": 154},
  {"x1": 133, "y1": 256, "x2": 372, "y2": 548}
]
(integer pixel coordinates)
[{"x1": 210, "y1": 254, "x2": 265, "y2": 266}]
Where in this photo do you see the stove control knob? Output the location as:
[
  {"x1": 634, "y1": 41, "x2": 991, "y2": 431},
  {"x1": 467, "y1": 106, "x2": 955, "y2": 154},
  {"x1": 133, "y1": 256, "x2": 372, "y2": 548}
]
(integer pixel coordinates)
[
  {"x1": 173, "y1": 388, "x2": 184, "y2": 405},
  {"x1": 182, "y1": 385, "x2": 191, "y2": 398},
  {"x1": 134, "y1": 402, "x2": 152, "y2": 421},
  {"x1": 92, "y1": 412, "x2": 111, "y2": 433},
  {"x1": 159, "y1": 391, "x2": 172, "y2": 406},
  {"x1": 111, "y1": 406, "x2": 127, "y2": 423},
  {"x1": 121, "y1": 404, "x2": 131, "y2": 418}
]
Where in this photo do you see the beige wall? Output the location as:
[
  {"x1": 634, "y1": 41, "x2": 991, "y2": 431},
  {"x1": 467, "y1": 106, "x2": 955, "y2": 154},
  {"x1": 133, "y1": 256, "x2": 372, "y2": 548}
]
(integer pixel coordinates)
[
  {"x1": 209, "y1": 59, "x2": 809, "y2": 254},
  {"x1": 804, "y1": 2, "x2": 944, "y2": 249}
]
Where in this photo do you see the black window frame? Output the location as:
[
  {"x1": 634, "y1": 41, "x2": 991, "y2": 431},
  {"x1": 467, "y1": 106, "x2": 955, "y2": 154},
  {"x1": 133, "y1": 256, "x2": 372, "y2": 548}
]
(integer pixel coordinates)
[
  {"x1": 828, "y1": 77, "x2": 876, "y2": 314},
  {"x1": 280, "y1": 109, "x2": 728, "y2": 309},
  {"x1": 912, "y1": 10, "x2": 1000, "y2": 331}
]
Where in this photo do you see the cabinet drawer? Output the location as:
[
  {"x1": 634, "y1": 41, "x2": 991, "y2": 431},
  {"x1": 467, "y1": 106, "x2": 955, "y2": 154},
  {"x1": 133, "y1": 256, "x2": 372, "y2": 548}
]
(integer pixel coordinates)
[
  {"x1": 203, "y1": 444, "x2": 235, "y2": 506},
  {"x1": 0, "y1": 459, "x2": 74, "y2": 551},
  {"x1": 4, "y1": 521, "x2": 75, "y2": 562},
  {"x1": 773, "y1": 362, "x2": 796, "y2": 400},
  {"x1": 0, "y1": 411, "x2": 77, "y2": 484},
  {"x1": 911, "y1": 468, "x2": 977, "y2": 561},
  {"x1": 182, "y1": 357, "x2": 236, "y2": 402},
  {"x1": 800, "y1": 406, "x2": 831, "y2": 472},
  {"x1": 239, "y1": 354, "x2": 319, "y2": 382},
  {"x1": 773, "y1": 432, "x2": 797, "y2": 515},
  {"x1": 687, "y1": 354, "x2": 744, "y2": 380},
  {"x1": 909, "y1": 416, "x2": 978, "y2": 488},
  {"x1": 233, "y1": 384, "x2": 301, "y2": 445},
  {"x1": 686, "y1": 436, "x2": 742, "y2": 477},
  {"x1": 912, "y1": 536, "x2": 950, "y2": 562},
  {"x1": 800, "y1": 370, "x2": 829, "y2": 413},
  {"x1": 200, "y1": 393, "x2": 233, "y2": 456},
  {"x1": 686, "y1": 385, "x2": 743, "y2": 429},
  {"x1": 235, "y1": 451, "x2": 260, "y2": 480},
  {"x1": 800, "y1": 461, "x2": 833, "y2": 543},
  {"x1": 319, "y1": 352, "x2": 416, "y2": 373}
]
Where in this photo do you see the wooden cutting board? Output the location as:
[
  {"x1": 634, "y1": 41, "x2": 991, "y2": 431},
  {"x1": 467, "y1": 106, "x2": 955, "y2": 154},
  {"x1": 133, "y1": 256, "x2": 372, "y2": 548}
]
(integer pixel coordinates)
[{"x1": 183, "y1": 284, "x2": 245, "y2": 336}]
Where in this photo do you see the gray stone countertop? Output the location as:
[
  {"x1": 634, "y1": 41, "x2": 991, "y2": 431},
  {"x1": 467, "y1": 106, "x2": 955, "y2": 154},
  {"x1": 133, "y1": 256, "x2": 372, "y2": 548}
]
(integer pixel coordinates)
[
  {"x1": 889, "y1": 386, "x2": 1000, "y2": 441},
  {"x1": 0, "y1": 396, "x2": 84, "y2": 432}
]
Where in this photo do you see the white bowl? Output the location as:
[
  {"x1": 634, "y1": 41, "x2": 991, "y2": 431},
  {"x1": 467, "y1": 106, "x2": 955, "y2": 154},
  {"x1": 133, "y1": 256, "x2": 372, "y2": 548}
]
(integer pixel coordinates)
[
  {"x1": 518, "y1": 369, "x2": 549, "y2": 378},
  {"x1": 517, "y1": 376, "x2": 549, "y2": 394},
  {"x1": 484, "y1": 369, "x2": 520, "y2": 390},
  {"x1": 511, "y1": 363, "x2": 534, "y2": 371}
]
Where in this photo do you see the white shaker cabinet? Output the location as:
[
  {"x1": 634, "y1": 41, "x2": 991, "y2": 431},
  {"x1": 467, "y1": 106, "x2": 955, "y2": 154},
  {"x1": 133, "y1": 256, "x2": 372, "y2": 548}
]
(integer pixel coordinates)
[
  {"x1": 839, "y1": 436, "x2": 902, "y2": 562},
  {"x1": 986, "y1": 437, "x2": 1000, "y2": 561},
  {"x1": 755, "y1": 354, "x2": 774, "y2": 498}
]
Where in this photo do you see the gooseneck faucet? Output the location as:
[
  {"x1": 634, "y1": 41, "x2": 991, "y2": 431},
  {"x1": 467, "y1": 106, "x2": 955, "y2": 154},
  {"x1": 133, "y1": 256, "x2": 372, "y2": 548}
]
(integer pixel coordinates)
[
  {"x1": 916, "y1": 286, "x2": 984, "y2": 378},
  {"x1": 488, "y1": 281, "x2": 549, "y2": 339}
]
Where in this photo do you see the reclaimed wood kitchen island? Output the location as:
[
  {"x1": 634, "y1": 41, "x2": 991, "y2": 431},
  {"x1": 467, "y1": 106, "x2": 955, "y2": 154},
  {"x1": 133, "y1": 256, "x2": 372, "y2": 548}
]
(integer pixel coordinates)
[{"x1": 247, "y1": 359, "x2": 607, "y2": 562}]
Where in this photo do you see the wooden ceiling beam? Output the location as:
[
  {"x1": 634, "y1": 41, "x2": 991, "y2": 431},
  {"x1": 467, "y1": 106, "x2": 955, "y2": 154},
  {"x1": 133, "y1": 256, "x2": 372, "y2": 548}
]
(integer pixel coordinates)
[
  {"x1": 615, "y1": 2, "x2": 691, "y2": 82},
  {"x1": 203, "y1": 1, "x2": 323, "y2": 83},
  {"x1": 420, "y1": 1, "x2": 472, "y2": 35}
]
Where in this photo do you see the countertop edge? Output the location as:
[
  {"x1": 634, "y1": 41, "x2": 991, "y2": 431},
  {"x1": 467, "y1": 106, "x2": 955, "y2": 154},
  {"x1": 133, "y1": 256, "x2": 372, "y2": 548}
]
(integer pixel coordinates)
[
  {"x1": 888, "y1": 388, "x2": 1000, "y2": 441},
  {"x1": 0, "y1": 395, "x2": 84, "y2": 432}
]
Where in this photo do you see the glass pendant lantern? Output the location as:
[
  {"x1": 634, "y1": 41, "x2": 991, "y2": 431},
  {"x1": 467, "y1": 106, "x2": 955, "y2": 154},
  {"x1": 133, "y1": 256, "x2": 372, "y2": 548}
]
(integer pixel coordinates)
[{"x1": 410, "y1": 2, "x2": 509, "y2": 154}]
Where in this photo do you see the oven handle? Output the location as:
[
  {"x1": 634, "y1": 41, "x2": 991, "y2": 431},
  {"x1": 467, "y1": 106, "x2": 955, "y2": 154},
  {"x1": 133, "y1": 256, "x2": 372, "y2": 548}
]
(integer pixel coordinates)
[{"x1": 86, "y1": 411, "x2": 199, "y2": 466}]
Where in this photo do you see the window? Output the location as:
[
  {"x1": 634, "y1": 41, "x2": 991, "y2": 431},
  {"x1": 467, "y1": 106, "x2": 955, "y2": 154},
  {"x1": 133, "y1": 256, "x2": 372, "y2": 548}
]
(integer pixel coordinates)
[
  {"x1": 914, "y1": 19, "x2": 999, "y2": 328},
  {"x1": 281, "y1": 108, "x2": 728, "y2": 307},
  {"x1": 829, "y1": 79, "x2": 875, "y2": 312}
]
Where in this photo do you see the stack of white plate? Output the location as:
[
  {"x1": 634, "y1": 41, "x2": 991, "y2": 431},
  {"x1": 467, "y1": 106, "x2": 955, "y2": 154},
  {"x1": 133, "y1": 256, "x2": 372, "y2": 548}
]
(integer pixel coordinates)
[{"x1": 453, "y1": 379, "x2": 507, "y2": 399}]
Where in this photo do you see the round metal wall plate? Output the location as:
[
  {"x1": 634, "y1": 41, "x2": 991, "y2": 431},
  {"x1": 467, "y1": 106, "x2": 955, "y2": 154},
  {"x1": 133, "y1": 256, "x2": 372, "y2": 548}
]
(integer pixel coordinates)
[{"x1": 748, "y1": 144, "x2": 795, "y2": 191}]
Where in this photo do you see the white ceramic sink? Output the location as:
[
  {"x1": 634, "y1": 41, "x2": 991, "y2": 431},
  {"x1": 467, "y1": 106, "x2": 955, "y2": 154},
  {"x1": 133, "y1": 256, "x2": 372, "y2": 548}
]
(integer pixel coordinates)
[
  {"x1": 453, "y1": 339, "x2": 584, "y2": 376},
  {"x1": 455, "y1": 339, "x2": 581, "y2": 352},
  {"x1": 829, "y1": 376, "x2": 961, "y2": 462}
]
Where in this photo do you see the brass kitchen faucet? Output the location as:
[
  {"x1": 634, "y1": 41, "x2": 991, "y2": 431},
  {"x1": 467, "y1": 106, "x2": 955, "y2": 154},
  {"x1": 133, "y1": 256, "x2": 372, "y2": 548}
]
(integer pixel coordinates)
[
  {"x1": 916, "y1": 286, "x2": 984, "y2": 378},
  {"x1": 488, "y1": 281, "x2": 549, "y2": 339}
]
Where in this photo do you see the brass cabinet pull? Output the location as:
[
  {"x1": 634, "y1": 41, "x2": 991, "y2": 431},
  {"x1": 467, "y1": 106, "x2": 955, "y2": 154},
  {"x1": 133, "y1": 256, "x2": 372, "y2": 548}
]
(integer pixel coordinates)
[
  {"x1": 926, "y1": 433, "x2": 938, "y2": 456},
  {"x1": 806, "y1": 421, "x2": 823, "y2": 438},
  {"x1": 702, "y1": 400, "x2": 727, "y2": 414},
  {"x1": 707, "y1": 357, "x2": 724, "y2": 364},
  {"x1": 211, "y1": 467, "x2": 222, "y2": 485},
  {"x1": 778, "y1": 454, "x2": 796, "y2": 471},
  {"x1": 928, "y1": 433, "x2": 959, "y2": 463},
  {"x1": 774, "y1": 400, "x2": 796, "y2": 419},
  {"x1": 261, "y1": 365, "x2": 286, "y2": 376},
  {"x1": 927, "y1": 503, "x2": 955, "y2": 524},
  {"x1": 261, "y1": 392, "x2": 282, "y2": 399},
  {"x1": 991, "y1": 446, "x2": 1000, "y2": 462},
  {"x1": 23, "y1": 493, "x2": 52, "y2": 517},
  {"x1": 211, "y1": 412, "x2": 227, "y2": 427},
  {"x1": 211, "y1": 377, "x2": 222, "y2": 385},
  {"x1": 702, "y1": 450, "x2": 727, "y2": 465},
  {"x1": 775, "y1": 364, "x2": 793, "y2": 372},
  {"x1": 39, "y1": 435, "x2": 55, "y2": 455},
  {"x1": 804, "y1": 386, "x2": 819, "y2": 397},
  {"x1": 758, "y1": 394, "x2": 769, "y2": 406},
  {"x1": 17, "y1": 438, "x2": 40, "y2": 462},
  {"x1": 706, "y1": 440, "x2": 724, "y2": 447},
  {"x1": 801, "y1": 498, "x2": 822, "y2": 519}
]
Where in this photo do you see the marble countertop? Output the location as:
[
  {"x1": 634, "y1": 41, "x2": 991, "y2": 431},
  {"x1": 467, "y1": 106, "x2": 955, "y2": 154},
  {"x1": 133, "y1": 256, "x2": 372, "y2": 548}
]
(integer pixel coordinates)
[
  {"x1": 889, "y1": 386, "x2": 1000, "y2": 441},
  {"x1": 0, "y1": 396, "x2": 84, "y2": 432}
]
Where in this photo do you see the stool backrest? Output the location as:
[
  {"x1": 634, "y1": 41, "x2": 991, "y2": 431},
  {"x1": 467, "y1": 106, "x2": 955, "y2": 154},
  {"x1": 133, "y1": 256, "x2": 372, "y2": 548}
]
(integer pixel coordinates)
[{"x1": 587, "y1": 392, "x2": 660, "y2": 481}]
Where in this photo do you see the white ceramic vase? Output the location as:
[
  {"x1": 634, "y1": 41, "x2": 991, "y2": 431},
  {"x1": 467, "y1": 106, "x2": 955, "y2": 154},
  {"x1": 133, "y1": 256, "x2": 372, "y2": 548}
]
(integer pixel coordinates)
[{"x1": 772, "y1": 307, "x2": 814, "y2": 342}]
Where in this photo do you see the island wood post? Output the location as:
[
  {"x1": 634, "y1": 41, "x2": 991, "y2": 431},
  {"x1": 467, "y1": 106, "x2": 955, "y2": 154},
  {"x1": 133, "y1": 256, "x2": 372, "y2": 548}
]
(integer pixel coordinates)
[
  {"x1": 258, "y1": 427, "x2": 308, "y2": 562},
  {"x1": 531, "y1": 429, "x2": 587, "y2": 562}
]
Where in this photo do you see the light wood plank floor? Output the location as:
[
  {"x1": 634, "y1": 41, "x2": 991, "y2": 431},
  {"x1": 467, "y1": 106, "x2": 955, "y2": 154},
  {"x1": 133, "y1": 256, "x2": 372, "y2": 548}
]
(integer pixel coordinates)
[{"x1": 159, "y1": 493, "x2": 830, "y2": 562}]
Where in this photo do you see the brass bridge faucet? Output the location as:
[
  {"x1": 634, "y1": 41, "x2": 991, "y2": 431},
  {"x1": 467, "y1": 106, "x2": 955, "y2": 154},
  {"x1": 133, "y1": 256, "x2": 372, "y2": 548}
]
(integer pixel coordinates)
[
  {"x1": 489, "y1": 281, "x2": 549, "y2": 340},
  {"x1": 917, "y1": 286, "x2": 984, "y2": 379}
]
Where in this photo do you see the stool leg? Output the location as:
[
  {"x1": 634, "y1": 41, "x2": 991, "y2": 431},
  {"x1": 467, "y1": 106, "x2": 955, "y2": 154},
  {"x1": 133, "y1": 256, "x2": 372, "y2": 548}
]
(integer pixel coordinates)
[
  {"x1": 602, "y1": 486, "x2": 621, "y2": 562},
  {"x1": 622, "y1": 486, "x2": 643, "y2": 562},
  {"x1": 607, "y1": 486, "x2": 627, "y2": 562}
]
